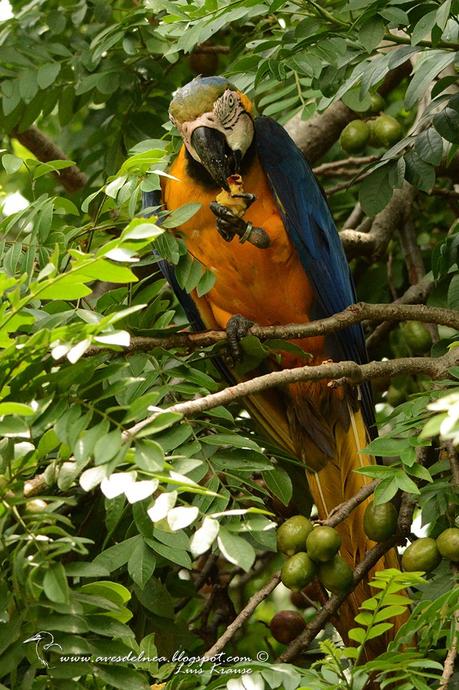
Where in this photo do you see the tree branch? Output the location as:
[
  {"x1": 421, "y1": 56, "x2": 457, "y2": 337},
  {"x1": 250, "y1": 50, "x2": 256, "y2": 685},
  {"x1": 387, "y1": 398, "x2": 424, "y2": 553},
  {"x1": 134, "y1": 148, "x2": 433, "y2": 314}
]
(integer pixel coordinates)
[
  {"x1": 13, "y1": 126, "x2": 87, "y2": 193},
  {"x1": 203, "y1": 574, "x2": 281, "y2": 658},
  {"x1": 341, "y1": 184, "x2": 415, "y2": 259},
  {"x1": 366, "y1": 276, "x2": 434, "y2": 350},
  {"x1": 322, "y1": 480, "x2": 379, "y2": 526},
  {"x1": 88, "y1": 302, "x2": 457, "y2": 357},
  {"x1": 125, "y1": 348, "x2": 459, "y2": 439}
]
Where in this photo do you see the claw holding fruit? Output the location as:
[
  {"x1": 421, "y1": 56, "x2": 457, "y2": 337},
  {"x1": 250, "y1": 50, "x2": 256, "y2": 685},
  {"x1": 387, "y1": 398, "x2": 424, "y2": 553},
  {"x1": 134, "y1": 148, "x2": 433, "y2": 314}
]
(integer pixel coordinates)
[{"x1": 210, "y1": 174, "x2": 271, "y2": 249}]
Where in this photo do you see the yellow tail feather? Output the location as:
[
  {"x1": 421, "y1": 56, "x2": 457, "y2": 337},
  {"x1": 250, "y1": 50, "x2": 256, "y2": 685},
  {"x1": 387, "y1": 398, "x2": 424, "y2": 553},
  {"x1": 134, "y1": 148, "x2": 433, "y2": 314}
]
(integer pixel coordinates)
[{"x1": 308, "y1": 409, "x2": 405, "y2": 656}]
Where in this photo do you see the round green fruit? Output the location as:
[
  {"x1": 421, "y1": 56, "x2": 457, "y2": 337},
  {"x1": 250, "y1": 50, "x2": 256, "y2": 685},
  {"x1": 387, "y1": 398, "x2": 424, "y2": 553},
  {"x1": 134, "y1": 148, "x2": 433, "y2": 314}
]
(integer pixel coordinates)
[
  {"x1": 318, "y1": 555, "x2": 354, "y2": 594},
  {"x1": 281, "y1": 552, "x2": 316, "y2": 591},
  {"x1": 402, "y1": 538, "x2": 441, "y2": 573},
  {"x1": 306, "y1": 526, "x2": 341, "y2": 563},
  {"x1": 401, "y1": 321, "x2": 432, "y2": 354},
  {"x1": 363, "y1": 501, "x2": 398, "y2": 542},
  {"x1": 368, "y1": 93, "x2": 385, "y2": 114},
  {"x1": 340, "y1": 120, "x2": 370, "y2": 153},
  {"x1": 277, "y1": 515, "x2": 314, "y2": 556},
  {"x1": 372, "y1": 114, "x2": 403, "y2": 147},
  {"x1": 269, "y1": 610, "x2": 306, "y2": 644},
  {"x1": 436, "y1": 528, "x2": 459, "y2": 562}
]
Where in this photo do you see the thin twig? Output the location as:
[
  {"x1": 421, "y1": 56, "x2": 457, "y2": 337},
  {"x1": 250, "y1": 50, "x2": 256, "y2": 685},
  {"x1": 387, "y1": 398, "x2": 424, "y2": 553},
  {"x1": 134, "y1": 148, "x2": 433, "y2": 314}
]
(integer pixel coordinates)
[
  {"x1": 322, "y1": 480, "x2": 379, "y2": 526},
  {"x1": 203, "y1": 574, "x2": 281, "y2": 657}
]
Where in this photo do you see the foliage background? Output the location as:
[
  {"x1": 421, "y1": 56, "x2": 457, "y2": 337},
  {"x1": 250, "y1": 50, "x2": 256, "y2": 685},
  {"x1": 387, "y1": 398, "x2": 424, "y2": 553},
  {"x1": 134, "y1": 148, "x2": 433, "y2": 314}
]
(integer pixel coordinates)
[{"x1": 0, "y1": 0, "x2": 458, "y2": 688}]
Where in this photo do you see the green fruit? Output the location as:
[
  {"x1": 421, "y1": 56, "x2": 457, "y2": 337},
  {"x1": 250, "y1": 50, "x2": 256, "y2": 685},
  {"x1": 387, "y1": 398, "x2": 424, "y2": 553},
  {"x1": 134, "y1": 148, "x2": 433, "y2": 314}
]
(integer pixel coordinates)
[
  {"x1": 363, "y1": 501, "x2": 398, "y2": 542},
  {"x1": 368, "y1": 93, "x2": 385, "y2": 114},
  {"x1": 281, "y1": 552, "x2": 316, "y2": 591},
  {"x1": 402, "y1": 538, "x2": 441, "y2": 573},
  {"x1": 269, "y1": 610, "x2": 306, "y2": 644},
  {"x1": 318, "y1": 555, "x2": 353, "y2": 594},
  {"x1": 340, "y1": 120, "x2": 370, "y2": 153},
  {"x1": 373, "y1": 114, "x2": 403, "y2": 147},
  {"x1": 401, "y1": 321, "x2": 432, "y2": 354},
  {"x1": 306, "y1": 526, "x2": 341, "y2": 562},
  {"x1": 277, "y1": 515, "x2": 314, "y2": 556},
  {"x1": 436, "y1": 528, "x2": 459, "y2": 562}
]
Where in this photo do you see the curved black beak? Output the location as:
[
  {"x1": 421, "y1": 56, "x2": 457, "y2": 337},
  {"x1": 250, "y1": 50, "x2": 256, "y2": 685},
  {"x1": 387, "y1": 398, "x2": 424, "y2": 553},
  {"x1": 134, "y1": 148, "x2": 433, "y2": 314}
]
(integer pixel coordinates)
[{"x1": 191, "y1": 127, "x2": 241, "y2": 190}]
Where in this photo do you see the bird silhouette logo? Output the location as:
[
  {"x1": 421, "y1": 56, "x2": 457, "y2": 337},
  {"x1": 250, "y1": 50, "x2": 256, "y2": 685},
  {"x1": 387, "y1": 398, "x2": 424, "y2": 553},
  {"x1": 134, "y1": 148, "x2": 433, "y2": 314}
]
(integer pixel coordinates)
[{"x1": 22, "y1": 631, "x2": 63, "y2": 666}]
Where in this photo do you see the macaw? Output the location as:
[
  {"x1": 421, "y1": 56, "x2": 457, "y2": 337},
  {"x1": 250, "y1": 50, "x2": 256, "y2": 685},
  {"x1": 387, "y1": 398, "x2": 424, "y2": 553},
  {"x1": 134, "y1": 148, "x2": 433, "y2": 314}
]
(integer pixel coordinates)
[{"x1": 143, "y1": 76, "x2": 401, "y2": 648}]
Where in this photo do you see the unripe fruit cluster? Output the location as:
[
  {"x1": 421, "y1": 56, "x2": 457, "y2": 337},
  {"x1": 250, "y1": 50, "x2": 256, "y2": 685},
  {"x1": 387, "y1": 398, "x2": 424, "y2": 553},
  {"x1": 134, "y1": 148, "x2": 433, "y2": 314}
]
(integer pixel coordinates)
[
  {"x1": 276, "y1": 515, "x2": 353, "y2": 596},
  {"x1": 402, "y1": 528, "x2": 459, "y2": 573},
  {"x1": 339, "y1": 93, "x2": 403, "y2": 154}
]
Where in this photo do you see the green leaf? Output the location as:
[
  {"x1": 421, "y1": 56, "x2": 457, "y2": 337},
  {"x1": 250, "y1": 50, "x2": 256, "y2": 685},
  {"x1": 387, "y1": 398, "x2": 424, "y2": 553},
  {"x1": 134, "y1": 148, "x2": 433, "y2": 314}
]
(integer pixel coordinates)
[
  {"x1": 37, "y1": 62, "x2": 61, "y2": 89},
  {"x1": 411, "y1": 11, "x2": 437, "y2": 45},
  {"x1": 359, "y1": 17, "x2": 385, "y2": 52},
  {"x1": 93, "y1": 536, "x2": 142, "y2": 572},
  {"x1": 394, "y1": 470, "x2": 420, "y2": 494},
  {"x1": 374, "y1": 477, "x2": 399, "y2": 504},
  {"x1": 43, "y1": 563, "x2": 70, "y2": 604},
  {"x1": 127, "y1": 540, "x2": 156, "y2": 588},
  {"x1": 94, "y1": 429, "x2": 122, "y2": 464},
  {"x1": 348, "y1": 627, "x2": 365, "y2": 643},
  {"x1": 0, "y1": 402, "x2": 34, "y2": 416},
  {"x1": 134, "y1": 578, "x2": 174, "y2": 619},
  {"x1": 122, "y1": 218, "x2": 163, "y2": 240},
  {"x1": 262, "y1": 466, "x2": 293, "y2": 506},
  {"x1": 365, "y1": 436, "x2": 408, "y2": 457},
  {"x1": 434, "y1": 106, "x2": 459, "y2": 144},
  {"x1": 217, "y1": 527, "x2": 256, "y2": 572},
  {"x1": 135, "y1": 439, "x2": 164, "y2": 472},
  {"x1": 196, "y1": 268, "x2": 216, "y2": 297},
  {"x1": 366, "y1": 621, "x2": 393, "y2": 640},
  {"x1": 2, "y1": 154, "x2": 22, "y2": 174},
  {"x1": 404, "y1": 150, "x2": 435, "y2": 192},
  {"x1": 405, "y1": 52, "x2": 455, "y2": 109},
  {"x1": 359, "y1": 166, "x2": 392, "y2": 216},
  {"x1": 414, "y1": 128, "x2": 443, "y2": 166},
  {"x1": 161, "y1": 203, "x2": 201, "y2": 228},
  {"x1": 374, "y1": 605, "x2": 407, "y2": 622},
  {"x1": 448, "y1": 273, "x2": 459, "y2": 310},
  {"x1": 96, "y1": 666, "x2": 149, "y2": 690}
]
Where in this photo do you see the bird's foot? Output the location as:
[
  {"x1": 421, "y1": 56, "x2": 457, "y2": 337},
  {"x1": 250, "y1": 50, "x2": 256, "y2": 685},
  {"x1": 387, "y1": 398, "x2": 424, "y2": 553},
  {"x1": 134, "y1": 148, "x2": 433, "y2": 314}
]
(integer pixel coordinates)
[
  {"x1": 209, "y1": 202, "x2": 271, "y2": 249},
  {"x1": 226, "y1": 314, "x2": 254, "y2": 363}
]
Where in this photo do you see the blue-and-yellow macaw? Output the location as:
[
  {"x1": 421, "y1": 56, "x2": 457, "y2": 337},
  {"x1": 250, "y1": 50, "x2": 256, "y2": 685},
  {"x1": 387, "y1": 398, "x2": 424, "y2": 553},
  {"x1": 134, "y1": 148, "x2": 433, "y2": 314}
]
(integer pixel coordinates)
[{"x1": 144, "y1": 76, "x2": 401, "y2": 645}]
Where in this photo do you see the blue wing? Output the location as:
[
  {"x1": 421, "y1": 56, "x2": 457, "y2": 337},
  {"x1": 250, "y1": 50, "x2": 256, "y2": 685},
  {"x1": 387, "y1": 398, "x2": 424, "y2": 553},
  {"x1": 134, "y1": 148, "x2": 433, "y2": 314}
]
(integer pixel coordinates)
[{"x1": 254, "y1": 116, "x2": 375, "y2": 435}]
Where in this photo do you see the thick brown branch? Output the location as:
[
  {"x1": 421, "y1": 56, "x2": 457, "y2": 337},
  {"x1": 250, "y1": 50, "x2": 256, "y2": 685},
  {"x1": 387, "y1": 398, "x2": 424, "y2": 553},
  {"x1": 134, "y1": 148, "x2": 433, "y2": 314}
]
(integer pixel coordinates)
[
  {"x1": 203, "y1": 574, "x2": 281, "y2": 658},
  {"x1": 125, "y1": 348, "x2": 459, "y2": 438},
  {"x1": 89, "y1": 302, "x2": 457, "y2": 357},
  {"x1": 13, "y1": 126, "x2": 87, "y2": 192},
  {"x1": 366, "y1": 276, "x2": 434, "y2": 350},
  {"x1": 341, "y1": 184, "x2": 415, "y2": 258}
]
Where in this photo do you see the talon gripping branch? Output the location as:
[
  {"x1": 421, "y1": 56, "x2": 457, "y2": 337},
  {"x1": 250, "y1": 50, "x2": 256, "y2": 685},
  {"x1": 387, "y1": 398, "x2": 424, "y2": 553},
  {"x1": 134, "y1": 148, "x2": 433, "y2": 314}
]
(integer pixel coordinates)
[{"x1": 143, "y1": 76, "x2": 403, "y2": 652}]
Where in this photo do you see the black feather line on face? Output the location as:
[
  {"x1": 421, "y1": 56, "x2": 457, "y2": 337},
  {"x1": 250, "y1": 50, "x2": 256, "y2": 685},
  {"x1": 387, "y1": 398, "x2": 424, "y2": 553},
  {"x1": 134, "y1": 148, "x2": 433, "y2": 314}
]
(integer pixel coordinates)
[{"x1": 185, "y1": 136, "x2": 257, "y2": 190}]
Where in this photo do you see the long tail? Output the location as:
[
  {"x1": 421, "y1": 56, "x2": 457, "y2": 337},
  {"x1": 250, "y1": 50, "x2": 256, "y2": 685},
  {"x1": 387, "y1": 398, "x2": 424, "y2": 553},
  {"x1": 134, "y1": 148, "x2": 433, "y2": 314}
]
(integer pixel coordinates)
[{"x1": 308, "y1": 407, "x2": 404, "y2": 656}]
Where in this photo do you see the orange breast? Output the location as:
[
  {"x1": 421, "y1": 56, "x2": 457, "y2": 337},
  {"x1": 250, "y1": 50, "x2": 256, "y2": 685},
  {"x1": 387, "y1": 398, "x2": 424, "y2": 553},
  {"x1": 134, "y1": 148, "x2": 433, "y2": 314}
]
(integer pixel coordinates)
[{"x1": 162, "y1": 146, "x2": 325, "y2": 360}]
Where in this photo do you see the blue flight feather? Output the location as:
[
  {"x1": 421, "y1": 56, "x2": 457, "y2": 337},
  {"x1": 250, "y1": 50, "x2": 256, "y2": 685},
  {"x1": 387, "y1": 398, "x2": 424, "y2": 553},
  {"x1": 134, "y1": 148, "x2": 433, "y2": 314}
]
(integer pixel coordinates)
[{"x1": 254, "y1": 116, "x2": 375, "y2": 435}]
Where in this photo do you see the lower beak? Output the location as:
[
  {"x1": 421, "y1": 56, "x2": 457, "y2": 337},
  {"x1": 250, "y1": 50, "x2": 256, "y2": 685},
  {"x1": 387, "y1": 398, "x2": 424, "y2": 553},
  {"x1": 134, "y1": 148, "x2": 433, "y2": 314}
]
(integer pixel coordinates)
[{"x1": 191, "y1": 127, "x2": 241, "y2": 190}]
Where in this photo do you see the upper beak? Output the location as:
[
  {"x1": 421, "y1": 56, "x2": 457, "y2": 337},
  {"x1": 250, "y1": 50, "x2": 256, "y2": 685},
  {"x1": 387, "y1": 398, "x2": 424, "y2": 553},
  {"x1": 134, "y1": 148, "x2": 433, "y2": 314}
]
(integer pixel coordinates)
[{"x1": 191, "y1": 127, "x2": 241, "y2": 190}]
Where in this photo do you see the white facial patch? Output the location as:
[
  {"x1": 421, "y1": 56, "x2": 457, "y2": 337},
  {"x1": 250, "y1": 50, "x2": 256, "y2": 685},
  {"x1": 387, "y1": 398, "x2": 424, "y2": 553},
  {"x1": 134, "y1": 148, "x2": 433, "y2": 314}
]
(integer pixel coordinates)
[{"x1": 170, "y1": 90, "x2": 254, "y2": 163}]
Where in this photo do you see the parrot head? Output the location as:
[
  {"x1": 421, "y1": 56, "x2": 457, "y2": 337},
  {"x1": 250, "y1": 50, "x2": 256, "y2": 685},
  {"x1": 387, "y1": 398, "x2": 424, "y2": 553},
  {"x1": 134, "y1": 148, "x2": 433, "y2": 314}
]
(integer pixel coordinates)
[{"x1": 169, "y1": 76, "x2": 254, "y2": 189}]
